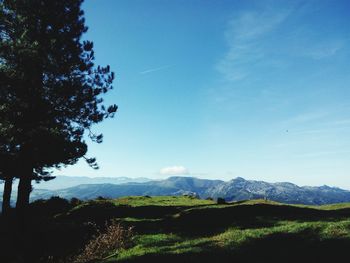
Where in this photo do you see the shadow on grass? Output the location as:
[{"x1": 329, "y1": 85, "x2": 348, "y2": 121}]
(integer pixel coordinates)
[
  {"x1": 117, "y1": 229, "x2": 350, "y2": 263},
  {"x1": 59, "y1": 202, "x2": 350, "y2": 236},
  {"x1": 1, "y1": 200, "x2": 350, "y2": 263},
  {"x1": 167, "y1": 203, "x2": 350, "y2": 235},
  {"x1": 63, "y1": 202, "x2": 184, "y2": 222}
]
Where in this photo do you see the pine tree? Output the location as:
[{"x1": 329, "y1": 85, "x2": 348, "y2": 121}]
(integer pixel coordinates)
[{"x1": 0, "y1": 0, "x2": 117, "y2": 211}]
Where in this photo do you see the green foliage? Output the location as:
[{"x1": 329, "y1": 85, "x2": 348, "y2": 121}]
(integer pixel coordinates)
[
  {"x1": 0, "y1": 0, "x2": 117, "y2": 172},
  {"x1": 0, "y1": 0, "x2": 117, "y2": 208}
]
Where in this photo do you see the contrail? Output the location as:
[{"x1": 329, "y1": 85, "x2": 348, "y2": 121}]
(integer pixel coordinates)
[{"x1": 139, "y1": 65, "x2": 173, "y2": 75}]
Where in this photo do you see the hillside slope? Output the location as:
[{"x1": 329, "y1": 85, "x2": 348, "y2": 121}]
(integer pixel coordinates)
[{"x1": 2, "y1": 196, "x2": 350, "y2": 263}]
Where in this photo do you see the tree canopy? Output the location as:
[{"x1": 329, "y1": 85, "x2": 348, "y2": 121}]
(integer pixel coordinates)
[{"x1": 0, "y1": 0, "x2": 117, "y2": 210}]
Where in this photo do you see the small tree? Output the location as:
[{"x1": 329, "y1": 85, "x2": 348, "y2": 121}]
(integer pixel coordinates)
[{"x1": 0, "y1": 0, "x2": 117, "y2": 211}]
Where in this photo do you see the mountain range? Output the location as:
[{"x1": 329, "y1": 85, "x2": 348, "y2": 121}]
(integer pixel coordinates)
[
  {"x1": 22, "y1": 176, "x2": 350, "y2": 205},
  {"x1": 33, "y1": 175, "x2": 151, "y2": 190},
  {"x1": 2, "y1": 176, "x2": 350, "y2": 206}
]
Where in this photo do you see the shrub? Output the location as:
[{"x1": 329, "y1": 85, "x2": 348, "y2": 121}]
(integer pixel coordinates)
[
  {"x1": 70, "y1": 197, "x2": 83, "y2": 207},
  {"x1": 74, "y1": 221, "x2": 133, "y2": 263},
  {"x1": 216, "y1": 197, "x2": 226, "y2": 204},
  {"x1": 31, "y1": 196, "x2": 71, "y2": 215},
  {"x1": 206, "y1": 197, "x2": 213, "y2": 201},
  {"x1": 183, "y1": 193, "x2": 199, "y2": 199}
]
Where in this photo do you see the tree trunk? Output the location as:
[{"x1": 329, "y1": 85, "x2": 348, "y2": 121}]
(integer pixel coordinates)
[
  {"x1": 2, "y1": 177, "x2": 13, "y2": 215},
  {"x1": 16, "y1": 168, "x2": 33, "y2": 211}
]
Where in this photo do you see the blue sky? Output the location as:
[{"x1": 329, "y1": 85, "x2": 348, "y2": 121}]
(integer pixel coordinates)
[{"x1": 53, "y1": 0, "x2": 350, "y2": 189}]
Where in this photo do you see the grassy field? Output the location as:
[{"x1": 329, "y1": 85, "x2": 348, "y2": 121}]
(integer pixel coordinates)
[
  {"x1": 97, "y1": 197, "x2": 350, "y2": 263},
  {"x1": 110, "y1": 195, "x2": 215, "y2": 207},
  {"x1": 1, "y1": 196, "x2": 350, "y2": 263}
]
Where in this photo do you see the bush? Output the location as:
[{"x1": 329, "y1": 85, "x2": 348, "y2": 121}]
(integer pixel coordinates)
[
  {"x1": 96, "y1": 196, "x2": 107, "y2": 201},
  {"x1": 74, "y1": 221, "x2": 133, "y2": 263},
  {"x1": 31, "y1": 196, "x2": 71, "y2": 215},
  {"x1": 70, "y1": 197, "x2": 83, "y2": 207},
  {"x1": 216, "y1": 197, "x2": 226, "y2": 204},
  {"x1": 183, "y1": 193, "x2": 199, "y2": 199}
]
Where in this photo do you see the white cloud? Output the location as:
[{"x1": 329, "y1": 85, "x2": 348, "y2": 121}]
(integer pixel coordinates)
[
  {"x1": 217, "y1": 7, "x2": 292, "y2": 82},
  {"x1": 159, "y1": 166, "x2": 190, "y2": 175}
]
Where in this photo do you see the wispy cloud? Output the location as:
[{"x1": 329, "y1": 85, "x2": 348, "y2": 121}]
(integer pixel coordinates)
[
  {"x1": 329, "y1": 119, "x2": 350, "y2": 126},
  {"x1": 299, "y1": 40, "x2": 344, "y2": 60},
  {"x1": 140, "y1": 65, "x2": 173, "y2": 75},
  {"x1": 278, "y1": 110, "x2": 340, "y2": 136},
  {"x1": 307, "y1": 45, "x2": 342, "y2": 60},
  {"x1": 216, "y1": 7, "x2": 293, "y2": 82},
  {"x1": 159, "y1": 165, "x2": 190, "y2": 175},
  {"x1": 294, "y1": 150, "x2": 350, "y2": 159},
  {"x1": 226, "y1": 10, "x2": 290, "y2": 42},
  {"x1": 284, "y1": 110, "x2": 330, "y2": 124},
  {"x1": 279, "y1": 105, "x2": 350, "y2": 131},
  {"x1": 216, "y1": 3, "x2": 347, "y2": 83}
]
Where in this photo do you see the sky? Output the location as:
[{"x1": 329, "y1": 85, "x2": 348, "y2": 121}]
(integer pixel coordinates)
[{"x1": 53, "y1": 0, "x2": 350, "y2": 189}]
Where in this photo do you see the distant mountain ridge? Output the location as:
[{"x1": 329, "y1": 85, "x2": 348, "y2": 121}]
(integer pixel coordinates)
[
  {"x1": 33, "y1": 175, "x2": 151, "y2": 190},
  {"x1": 22, "y1": 176, "x2": 350, "y2": 205},
  {"x1": 204, "y1": 177, "x2": 350, "y2": 205},
  {"x1": 28, "y1": 176, "x2": 223, "y2": 201},
  {"x1": 0, "y1": 176, "x2": 152, "y2": 208}
]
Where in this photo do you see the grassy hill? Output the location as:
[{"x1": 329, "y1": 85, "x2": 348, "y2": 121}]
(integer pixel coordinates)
[{"x1": 1, "y1": 196, "x2": 350, "y2": 262}]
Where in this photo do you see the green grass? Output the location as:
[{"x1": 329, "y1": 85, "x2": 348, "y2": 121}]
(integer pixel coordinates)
[
  {"x1": 110, "y1": 195, "x2": 215, "y2": 207},
  {"x1": 3, "y1": 196, "x2": 350, "y2": 263},
  {"x1": 315, "y1": 202, "x2": 350, "y2": 210},
  {"x1": 290, "y1": 202, "x2": 350, "y2": 210},
  {"x1": 83, "y1": 197, "x2": 350, "y2": 263},
  {"x1": 106, "y1": 219, "x2": 350, "y2": 262}
]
